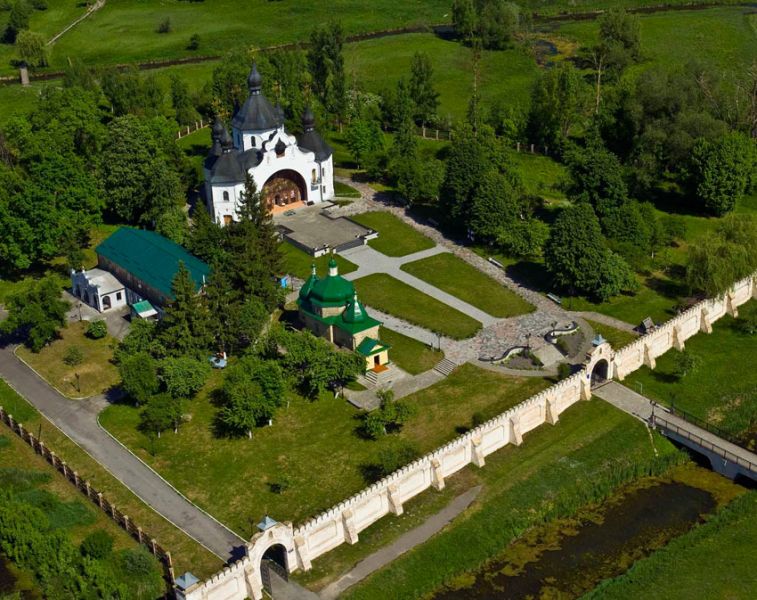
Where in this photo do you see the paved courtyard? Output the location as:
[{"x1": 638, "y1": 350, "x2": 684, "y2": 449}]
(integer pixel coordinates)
[{"x1": 275, "y1": 203, "x2": 371, "y2": 255}]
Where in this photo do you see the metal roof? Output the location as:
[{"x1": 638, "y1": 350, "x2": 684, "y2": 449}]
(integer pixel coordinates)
[{"x1": 96, "y1": 228, "x2": 210, "y2": 300}]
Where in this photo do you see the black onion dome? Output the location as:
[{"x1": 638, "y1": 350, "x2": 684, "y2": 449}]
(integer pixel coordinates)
[
  {"x1": 208, "y1": 150, "x2": 245, "y2": 184},
  {"x1": 219, "y1": 127, "x2": 233, "y2": 148},
  {"x1": 247, "y1": 62, "x2": 262, "y2": 93},
  {"x1": 211, "y1": 116, "x2": 225, "y2": 139},
  {"x1": 296, "y1": 108, "x2": 333, "y2": 161}
]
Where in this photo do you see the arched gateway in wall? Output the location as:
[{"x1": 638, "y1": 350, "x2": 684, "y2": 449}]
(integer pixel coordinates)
[
  {"x1": 262, "y1": 169, "x2": 307, "y2": 212},
  {"x1": 584, "y1": 335, "x2": 616, "y2": 390}
]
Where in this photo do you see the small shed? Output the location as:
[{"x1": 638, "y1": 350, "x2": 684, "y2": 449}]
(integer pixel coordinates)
[{"x1": 131, "y1": 300, "x2": 158, "y2": 320}]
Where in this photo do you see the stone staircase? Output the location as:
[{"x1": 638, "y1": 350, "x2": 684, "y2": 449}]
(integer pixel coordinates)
[
  {"x1": 364, "y1": 366, "x2": 398, "y2": 388},
  {"x1": 434, "y1": 358, "x2": 458, "y2": 377}
]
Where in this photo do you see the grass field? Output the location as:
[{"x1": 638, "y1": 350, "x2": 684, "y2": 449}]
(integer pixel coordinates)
[
  {"x1": 354, "y1": 273, "x2": 481, "y2": 339},
  {"x1": 401, "y1": 252, "x2": 534, "y2": 318},
  {"x1": 349, "y1": 212, "x2": 435, "y2": 257},
  {"x1": 334, "y1": 181, "x2": 361, "y2": 198},
  {"x1": 339, "y1": 399, "x2": 678, "y2": 599},
  {"x1": 0, "y1": 380, "x2": 222, "y2": 578},
  {"x1": 16, "y1": 321, "x2": 119, "y2": 399},
  {"x1": 584, "y1": 319, "x2": 639, "y2": 350},
  {"x1": 379, "y1": 327, "x2": 442, "y2": 375},
  {"x1": 587, "y1": 490, "x2": 757, "y2": 600},
  {"x1": 99, "y1": 364, "x2": 547, "y2": 536},
  {"x1": 624, "y1": 301, "x2": 757, "y2": 442},
  {"x1": 280, "y1": 242, "x2": 358, "y2": 281}
]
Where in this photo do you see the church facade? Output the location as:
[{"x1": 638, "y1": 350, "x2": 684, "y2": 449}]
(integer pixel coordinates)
[{"x1": 204, "y1": 63, "x2": 334, "y2": 225}]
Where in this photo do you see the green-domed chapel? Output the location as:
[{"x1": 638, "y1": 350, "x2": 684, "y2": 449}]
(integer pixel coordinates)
[{"x1": 297, "y1": 258, "x2": 390, "y2": 369}]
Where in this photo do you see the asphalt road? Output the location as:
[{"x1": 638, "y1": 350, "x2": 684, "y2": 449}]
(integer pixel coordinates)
[{"x1": 0, "y1": 339, "x2": 245, "y2": 563}]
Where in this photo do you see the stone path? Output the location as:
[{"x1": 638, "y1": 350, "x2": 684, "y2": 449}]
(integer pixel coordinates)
[
  {"x1": 318, "y1": 486, "x2": 482, "y2": 600},
  {"x1": 0, "y1": 339, "x2": 245, "y2": 562}
]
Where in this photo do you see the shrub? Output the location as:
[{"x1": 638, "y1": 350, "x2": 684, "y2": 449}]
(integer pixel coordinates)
[
  {"x1": 471, "y1": 411, "x2": 486, "y2": 428},
  {"x1": 376, "y1": 443, "x2": 420, "y2": 478},
  {"x1": 557, "y1": 362, "x2": 573, "y2": 381},
  {"x1": 86, "y1": 320, "x2": 107, "y2": 340},
  {"x1": 80, "y1": 530, "x2": 114, "y2": 560},
  {"x1": 29, "y1": 0, "x2": 46, "y2": 9},
  {"x1": 63, "y1": 346, "x2": 84, "y2": 367},
  {"x1": 156, "y1": 17, "x2": 171, "y2": 34},
  {"x1": 120, "y1": 547, "x2": 156, "y2": 576},
  {"x1": 187, "y1": 33, "x2": 200, "y2": 50}
]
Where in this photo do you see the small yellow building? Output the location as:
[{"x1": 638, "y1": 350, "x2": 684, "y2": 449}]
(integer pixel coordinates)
[{"x1": 297, "y1": 258, "x2": 390, "y2": 370}]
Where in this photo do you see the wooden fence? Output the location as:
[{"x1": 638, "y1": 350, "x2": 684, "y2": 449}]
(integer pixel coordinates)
[{"x1": 0, "y1": 406, "x2": 176, "y2": 585}]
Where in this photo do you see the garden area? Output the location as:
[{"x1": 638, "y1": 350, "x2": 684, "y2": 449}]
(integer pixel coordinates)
[
  {"x1": 624, "y1": 300, "x2": 757, "y2": 446},
  {"x1": 353, "y1": 273, "x2": 481, "y2": 339},
  {"x1": 280, "y1": 242, "x2": 357, "y2": 281},
  {"x1": 98, "y1": 364, "x2": 547, "y2": 537},
  {"x1": 401, "y1": 252, "x2": 534, "y2": 318},
  {"x1": 15, "y1": 321, "x2": 119, "y2": 399},
  {"x1": 349, "y1": 212, "x2": 435, "y2": 257}
]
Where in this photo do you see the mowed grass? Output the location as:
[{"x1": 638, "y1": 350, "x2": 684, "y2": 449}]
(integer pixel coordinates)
[
  {"x1": 16, "y1": 321, "x2": 120, "y2": 399},
  {"x1": 401, "y1": 252, "x2": 534, "y2": 318},
  {"x1": 334, "y1": 181, "x2": 361, "y2": 198},
  {"x1": 349, "y1": 211, "x2": 435, "y2": 257},
  {"x1": 341, "y1": 399, "x2": 675, "y2": 599},
  {"x1": 0, "y1": 380, "x2": 222, "y2": 578},
  {"x1": 99, "y1": 364, "x2": 546, "y2": 536},
  {"x1": 624, "y1": 301, "x2": 757, "y2": 440},
  {"x1": 584, "y1": 319, "x2": 639, "y2": 350},
  {"x1": 50, "y1": 0, "x2": 450, "y2": 69},
  {"x1": 280, "y1": 242, "x2": 357, "y2": 281},
  {"x1": 379, "y1": 327, "x2": 443, "y2": 375},
  {"x1": 354, "y1": 273, "x2": 481, "y2": 339}
]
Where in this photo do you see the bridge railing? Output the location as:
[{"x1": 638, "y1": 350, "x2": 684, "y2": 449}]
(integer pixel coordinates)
[
  {"x1": 651, "y1": 414, "x2": 757, "y2": 475},
  {"x1": 668, "y1": 404, "x2": 747, "y2": 451}
]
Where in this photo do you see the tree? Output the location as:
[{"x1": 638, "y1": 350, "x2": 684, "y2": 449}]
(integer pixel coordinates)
[
  {"x1": 598, "y1": 9, "x2": 641, "y2": 73},
  {"x1": 689, "y1": 132, "x2": 755, "y2": 216},
  {"x1": 527, "y1": 63, "x2": 588, "y2": 148},
  {"x1": 0, "y1": 276, "x2": 68, "y2": 352},
  {"x1": 544, "y1": 203, "x2": 636, "y2": 300},
  {"x1": 15, "y1": 30, "x2": 47, "y2": 68},
  {"x1": 63, "y1": 346, "x2": 84, "y2": 367},
  {"x1": 118, "y1": 352, "x2": 159, "y2": 406},
  {"x1": 170, "y1": 75, "x2": 198, "y2": 126},
  {"x1": 345, "y1": 118, "x2": 383, "y2": 169},
  {"x1": 187, "y1": 33, "x2": 200, "y2": 51},
  {"x1": 188, "y1": 202, "x2": 225, "y2": 264},
  {"x1": 160, "y1": 356, "x2": 211, "y2": 399},
  {"x1": 409, "y1": 52, "x2": 439, "y2": 126},
  {"x1": 686, "y1": 214, "x2": 757, "y2": 297},
  {"x1": 158, "y1": 262, "x2": 212, "y2": 356},
  {"x1": 3, "y1": 0, "x2": 31, "y2": 43},
  {"x1": 308, "y1": 22, "x2": 346, "y2": 121},
  {"x1": 469, "y1": 170, "x2": 521, "y2": 243},
  {"x1": 452, "y1": 0, "x2": 476, "y2": 42},
  {"x1": 80, "y1": 530, "x2": 113, "y2": 560},
  {"x1": 140, "y1": 393, "x2": 184, "y2": 437},
  {"x1": 673, "y1": 350, "x2": 700, "y2": 380},
  {"x1": 478, "y1": 0, "x2": 520, "y2": 50},
  {"x1": 361, "y1": 390, "x2": 416, "y2": 439},
  {"x1": 86, "y1": 320, "x2": 107, "y2": 340},
  {"x1": 565, "y1": 142, "x2": 628, "y2": 216}
]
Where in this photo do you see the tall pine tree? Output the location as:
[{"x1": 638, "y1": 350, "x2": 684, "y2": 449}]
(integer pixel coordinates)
[{"x1": 159, "y1": 262, "x2": 212, "y2": 356}]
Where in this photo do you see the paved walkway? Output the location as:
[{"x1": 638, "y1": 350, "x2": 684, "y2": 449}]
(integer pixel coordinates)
[
  {"x1": 0, "y1": 340, "x2": 245, "y2": 562},
  {"x1": 568, "y1": 311, "x2": 639, "y2": 334},
  {"x1": 319, "y1": 486, "x2": 482, "y2": 600},
  {"x1": 48, "y1": 0, "x2": 106, "y2": 46},
  {"x1": 341, "y1": 245, "x2": 497, "y2": 327}
]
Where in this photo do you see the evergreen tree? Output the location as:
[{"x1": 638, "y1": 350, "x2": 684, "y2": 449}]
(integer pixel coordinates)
[
  {"x1": 159, "y1": 262, "x2": 212, "y2": 356},
  {"x1": 308, "y1": 22, "x2": 346, "y2": 121},
  {"x1": 409, "y1": 52, "x2": 439, "y2": 126},
  {"x1": 170, "y1": 75, "x2": 198, "y2": 126},
  {"x1": 188, "y1": 203, "x2": 225, "y2": 265}
]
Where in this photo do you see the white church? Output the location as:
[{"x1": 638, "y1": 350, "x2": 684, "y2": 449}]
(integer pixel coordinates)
[{"x1": 203, "y1": 63, "x2": 335, "y2": 224}]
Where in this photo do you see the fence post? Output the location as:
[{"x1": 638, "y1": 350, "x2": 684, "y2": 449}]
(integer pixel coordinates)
[
  {"x1": 97, "y1": 492, "x2": 104, "y2": 510},
  {"x1": 123, "y1": 514, "x2": 130, "y2": 533},
  {"x1": 137, "y1": 526, "x2": 144, "y2": 544},
  {"x1": 517, "y1": 142, "x2": 520, "y2": 152},
  {"x1": 530, "y1": 143, "x2": 534, "y2": 153},
  {"x1": 544, "y1": 145, "x2": 548, "y2": 155},
  {"x1": 61, "y1": 461, "x2": 68, "y2": 478},
  {"x1": 436, "y1": 129, "x2": 439, "y2": 140},
  {"x1": 150, "y1": 539, "x2": 158, "y2": 556}
]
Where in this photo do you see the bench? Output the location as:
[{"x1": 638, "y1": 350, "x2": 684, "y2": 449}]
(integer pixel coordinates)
[
  {"x1": 547, "y1": 293, "x2": 562, "y2": 305},
  {"x1": 488, "y1": 257, "x2": 504, "y2": 269}
]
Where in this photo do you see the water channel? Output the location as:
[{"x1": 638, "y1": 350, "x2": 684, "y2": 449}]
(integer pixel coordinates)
[{"x1": 433, "y1": 467, "x2": 740, "y2": 600}]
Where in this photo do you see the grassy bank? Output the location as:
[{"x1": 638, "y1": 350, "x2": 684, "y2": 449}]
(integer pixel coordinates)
[
  {"x1": 354, "y1": 273, "x2": 481, "y2": 339},
  {"x1": 339, "y1": 399, "x2": 679, "y2": 599},
  {"x1": 379, "y1": 327, "x2": 443, "y2": 375},
  {"x1": 350, "y1": 212, "x2": 435, "y2": 257},
  {"x1": 280, "y1": 242, "x2": 358, "y2": 281}
]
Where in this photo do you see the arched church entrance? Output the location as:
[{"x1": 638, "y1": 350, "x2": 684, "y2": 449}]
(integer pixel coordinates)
[
  {"x1": 590, "y1": 359, "x2": 609, "y2": 388},
  {"x1": 259, "y1": 544, "x2": 288, "y2": 595},
  {"x1": 262, "y1": 170, "x2": 307, "y2": 214}
]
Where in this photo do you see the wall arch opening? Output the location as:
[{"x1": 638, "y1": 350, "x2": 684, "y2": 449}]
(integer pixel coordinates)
[
  {"x1": 259, "y1": 543, "x2": 288, "y2": 594},
  {"x1": 590, "y1": 359, "x2": 609, "y2": 388},
  {"x1": 262, "y1": 169, "x2": 307, "y2": 213}
]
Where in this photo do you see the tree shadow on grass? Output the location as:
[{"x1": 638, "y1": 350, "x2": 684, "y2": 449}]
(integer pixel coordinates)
[
  {"x1": 652, "y1": 370, "x2": 679, "y2": 384},
  {"x1": 506, "y1": 260, "x2": 552, "y2": 293}
]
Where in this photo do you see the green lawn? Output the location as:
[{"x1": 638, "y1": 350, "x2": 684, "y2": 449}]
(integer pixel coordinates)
[
  {"x1": 623, "y1": 301, "x2": 757, "y2": 443},
  {"x1": 379, "y1": 327, "x2": 443, "y2": 375},
  {"x1": 0, "y1": 380, "x2": 222, "y2": 578},
  {"x1": 349, "y1": 212, "x2": 435, "y2": 257},
  {"x1": 587, "y1": 490, "x2": 757, "y2": 600},
  {"x1": 280, "y1": 242, "x2": 358, "y2": 281},
  {"x1": 99, "y1": 364, "x2": 547, "y2": 536},
  {"x1": 16, "y1": 322, "x2": 119, "y2": 399},
  {"x1": 354, "y1": 273, "x2": 481, "y2": 339},
  {"x1": 334, "y1": 181, "x2": 361, "y2": 198},
  {"x1": 401, "y1": 252, "x2": 534, "y2": 318},
  {"x1": 340, "y1": 399, "x2": 679, "y2": 599},
  {"x1": 584, "y1": 319, "x2": 639, "y2": 350}
]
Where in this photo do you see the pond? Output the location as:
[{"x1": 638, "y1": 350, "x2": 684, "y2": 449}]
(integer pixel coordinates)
[{"x1": 433, "y1": 477, "x2": 721, "y2": 599}]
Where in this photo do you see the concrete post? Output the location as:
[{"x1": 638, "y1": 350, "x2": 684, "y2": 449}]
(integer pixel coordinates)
[
  {"x1": 509, "y1": 417, "x2": 523, "y2": 446},
  {"x1": 61, "y1": 461, "x2": 68, "y2": 478},
  {"x1": 341, "y1": 509, "x2": 359, "y2": 544},
  {"x1": 530, "y1": 143, "x2": 534, "y2": 153},
  {"x1": 294, "y1": 535, "x2": 312, "y2": 571},
  {"x1": 387, "y1": 484, "x2": 403, "y2": 516},
  {"x1": 726, "y1": 293, "x2": 738, "y2": 318},
  {"x1": 545, "y1": 398, "x2": 559, "y2": 425},
  {"x1": 470, "y1": 437, "x2": 485, "y2": 467},
  {"x1": 672, "y1": 325, "x2": 685, "y2": 351},
  {"x1": 643, "y1": 344, "x2": 656, "y2": 370},
  {"x1": 431, "y1": 458, "x2": 445, "y2": 490},
  {"x1": 97, "y1": 492, "x2": 104, "y2": 509},
  {"x1": 150, "y1": 539, "x2": 158, "y2": 556},
  {"x1": 137, "y1": 526, "x2": 144, "y2": 544},
  {"x1": 700, "y1": 308, "x2": 712, "y2": 334},
  {"x1": 122, "y1": 515, "x2": 130, "y2": 533}
]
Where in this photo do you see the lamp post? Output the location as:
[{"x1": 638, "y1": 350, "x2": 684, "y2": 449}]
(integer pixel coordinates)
[{"x1": 525, "y1": 332, "x2": 531, "y2": 352}]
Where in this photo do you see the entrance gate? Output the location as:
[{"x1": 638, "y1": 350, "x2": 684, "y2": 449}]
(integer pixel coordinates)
[{"x1": 260, "y1": 544, "x2": 288, "y2": 595}]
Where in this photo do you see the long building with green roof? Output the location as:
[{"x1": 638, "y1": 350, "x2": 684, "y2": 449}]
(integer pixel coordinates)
[
  {"x1": 297, "y1": 258, "x2": 390, "y2": 369},
  {"x1": 71, "y1": 227, "x2": 210, "y2": 314}
]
